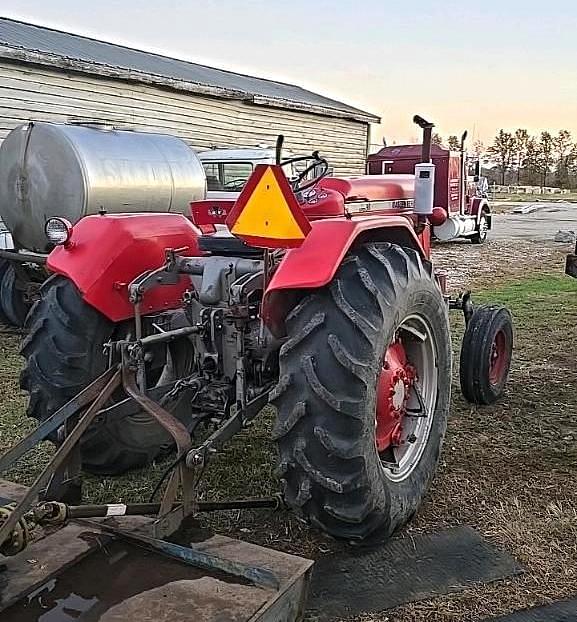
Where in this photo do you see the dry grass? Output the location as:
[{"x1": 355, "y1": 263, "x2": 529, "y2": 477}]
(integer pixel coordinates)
[
  {"x1": 0, "y1": 237, "x2": 576, "y2": 621},
  {"x1": 433, "y1": 237, "x2": 567, "y2": 291}
]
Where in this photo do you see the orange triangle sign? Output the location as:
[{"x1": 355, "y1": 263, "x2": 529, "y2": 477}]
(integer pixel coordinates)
[{"x1": 225, "y1": 164, "x2": 311, "y2": 248}]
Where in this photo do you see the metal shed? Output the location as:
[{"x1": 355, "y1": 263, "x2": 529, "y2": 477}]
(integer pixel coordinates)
[{"x1": 0, "y1": 17, "x2": 379, "y2": 175}]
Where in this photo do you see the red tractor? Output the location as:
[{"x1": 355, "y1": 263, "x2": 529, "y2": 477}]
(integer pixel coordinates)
[
  {"x1": 367, "y1": 120, "x2": 491, "y2": 244},
  {"x1": 0, "y1": 117, "x2": 513, "y2": 554}
]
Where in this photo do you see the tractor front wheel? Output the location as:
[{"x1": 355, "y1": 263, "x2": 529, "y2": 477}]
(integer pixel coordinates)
[
  {"x1": 460, "y1": 304, "x2": 513, "y2": 405},
  {"x1": 21, "y1": 276, "x2": 193, "y2": 475},
  {"x1": 272, "y1": 243, "x2": 451, "y2": 542}
]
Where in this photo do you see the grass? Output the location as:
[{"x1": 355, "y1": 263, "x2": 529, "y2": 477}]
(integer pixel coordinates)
[
  {"x1": 476, "y1": 273, "x2": 577, "y2": 340},
  {"x1": 0, "y1": 247, "x2": 576, "y2": 620}
]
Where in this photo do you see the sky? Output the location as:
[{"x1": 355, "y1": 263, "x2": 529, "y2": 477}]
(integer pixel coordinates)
[{"x1": 3, "y1": 1, "x2": 577, "y2": 148}]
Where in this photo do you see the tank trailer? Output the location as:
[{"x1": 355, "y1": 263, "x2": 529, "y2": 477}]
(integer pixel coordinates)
[{"x1": 0, "y1": 122, "x2": 311, "y2": 326}]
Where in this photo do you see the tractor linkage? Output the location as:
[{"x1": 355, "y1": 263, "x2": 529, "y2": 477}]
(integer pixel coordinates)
[{"x1": 0, "y1": 249, "x2": 283, "y2": 557}]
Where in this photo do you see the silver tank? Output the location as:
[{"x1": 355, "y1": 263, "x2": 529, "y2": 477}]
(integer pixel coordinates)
[{"x1": 0, "y1": 122, "x2": 206, "y2": 252}]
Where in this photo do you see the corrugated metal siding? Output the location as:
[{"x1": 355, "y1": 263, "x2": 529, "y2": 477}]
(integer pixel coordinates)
[{"x1": 0, "y1": 60, "x2": 369, "y2": 175}]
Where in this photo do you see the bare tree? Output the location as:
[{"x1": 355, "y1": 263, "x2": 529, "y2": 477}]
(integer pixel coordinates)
[
  {"x1": 513, "y1": 129, "x2": 529, "y2": 184},
  {"x1": 488, "y1": 130, "x2": 515, "y2": 185},
  {"x1": 523, "y1": 138, "x2": 540, "y2": 186},
  {"x1": 472, "y1": 140, "x2": 484, "y2": 157},
  {"x1": 537, "y1": 132, "x2": 554, "y2": 189},
  {"x1": 432, "y1": 133, "x2": 444, "y2": 146},
  {"x1": 553, "y1": 129, "x2": 573, "y2": 188},
  {"x1": 568, "y1": 143, "x2": 577, "y2": 188},
  {"x1": 447, "y1": 135, "x2": 460, "y2": 151}
]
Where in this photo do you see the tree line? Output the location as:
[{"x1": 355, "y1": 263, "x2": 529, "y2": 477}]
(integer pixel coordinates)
[
  {"x1": 432, "y1": 133, "x2": 486, "y2": 159},
  {"x1": 485, "y1": 129, "x2": 575, "y2": 189},
  {"x1": 432, "y1": 133, "x2": 463, "y2": 151},
  {"x1": 433, "y1": 129, "x2": 576, "y2": 189}
]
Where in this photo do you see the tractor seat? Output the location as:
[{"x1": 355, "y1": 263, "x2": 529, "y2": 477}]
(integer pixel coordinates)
[{"x1": 198, "y1": 234, "x2": 263, "y2": 257}]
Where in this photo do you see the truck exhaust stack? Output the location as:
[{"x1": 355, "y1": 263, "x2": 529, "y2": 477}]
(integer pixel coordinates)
[{"x1": 413, "y1": 115, "x2": 436, "y2": 216}]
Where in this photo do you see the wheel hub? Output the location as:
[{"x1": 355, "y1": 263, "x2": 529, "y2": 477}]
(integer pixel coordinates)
[
  {"x1": 374, "y1": 316, "x2": 438, "y2": 483},
  {"x1": 489, "y1": 329, "x2": 507, "y2": 385},
  {"x1": 375, "y1": 341, "x2": 416, "y2": 452},
  {"x1": 391, "y1": 377, "x2": 406, "y2": 410}
]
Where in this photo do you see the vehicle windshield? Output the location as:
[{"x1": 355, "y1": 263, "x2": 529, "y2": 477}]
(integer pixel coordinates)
[{"x1": 202, "y1": 162, "x2": 254, "y2": 192}]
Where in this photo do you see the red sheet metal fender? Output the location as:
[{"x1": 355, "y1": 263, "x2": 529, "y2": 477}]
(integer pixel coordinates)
[
  {"x1": 47, "y1": 213, "x2": 202, "y2": 322},
  {"x1": 470, "y1": 197, "x2": 490, "y2": 220},
  {"x1": 262, "y1": 216, "x2": 425, "y2": 336}
]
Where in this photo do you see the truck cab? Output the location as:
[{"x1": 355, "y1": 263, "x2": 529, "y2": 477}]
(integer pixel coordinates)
[{"x1": 198, "y1": 147, "x2": 315, "y2": 200}]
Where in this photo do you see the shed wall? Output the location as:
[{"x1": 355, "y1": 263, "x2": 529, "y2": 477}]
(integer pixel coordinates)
[{"x1": 0, "y1": 60, "x2": 369, "y2": 175}]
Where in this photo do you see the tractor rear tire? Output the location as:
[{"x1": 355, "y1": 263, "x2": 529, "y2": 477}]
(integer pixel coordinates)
[
  {"x1": 272, "y1": 243, "x2": 451, "y2": 542},
  {"x1": 0, "y1": 259, "x2": 10, "y2": 325},
  {"x1": 20, "y1": 275, "x2": 190, "y2": 475},
  {"x1": 460, "y1": 304, "x2": 513, "y2": 405},
  {"x1": 1, "y1": 263, "x2": 30, "y2": 327}
]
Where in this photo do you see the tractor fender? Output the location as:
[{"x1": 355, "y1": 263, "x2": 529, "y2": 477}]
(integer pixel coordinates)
[
  {"x1": 47, "y1": 213, "x2": 202, "y2": 322},
  {"x1": 262, "y1": 216, "x2": 427, "y2": 336}
]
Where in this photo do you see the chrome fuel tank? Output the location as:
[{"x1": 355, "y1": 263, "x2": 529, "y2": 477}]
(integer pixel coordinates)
[{"x1": 0, "y1": 122, "x2": 206, "y2": 252}]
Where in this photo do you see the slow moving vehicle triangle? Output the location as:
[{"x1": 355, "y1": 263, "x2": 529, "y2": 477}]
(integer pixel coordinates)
[{"x1": 226, "y1": 164, "x2": 311, "y2": 248}]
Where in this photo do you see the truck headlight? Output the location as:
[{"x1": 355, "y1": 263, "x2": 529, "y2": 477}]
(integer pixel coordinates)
[{"x1": 45, "y1": 217, "x2": 73, "y2": 246}]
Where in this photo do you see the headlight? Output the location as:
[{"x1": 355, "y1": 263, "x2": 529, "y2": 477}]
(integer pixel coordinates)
[{"x1": 45, "y1": 217, "x2": 73, "y2": 246}]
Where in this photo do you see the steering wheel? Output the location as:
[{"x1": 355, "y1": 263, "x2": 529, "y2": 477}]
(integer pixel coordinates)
[
  {"x1": 223, "y1": 179, "x2": 247, "y2": 191},
  {"x1": 280, "y1": 151, "x2": 329, "y2": 193}
]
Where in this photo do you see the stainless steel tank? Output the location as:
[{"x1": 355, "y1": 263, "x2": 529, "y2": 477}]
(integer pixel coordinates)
[{"x1": 0, "y1": 122, "x2": 206, "y2": 252}]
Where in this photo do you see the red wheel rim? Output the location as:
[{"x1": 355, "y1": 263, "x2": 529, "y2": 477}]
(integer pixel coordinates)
[
  {"x1": 374, "y1": 315, "x2": 437, "y2": 481},
  {"x1": 489, "y1": 329, "x2": 508, "y2": 385},
  {"x1": 375, "y1": 340, "x2": 415, "y2": 453}
]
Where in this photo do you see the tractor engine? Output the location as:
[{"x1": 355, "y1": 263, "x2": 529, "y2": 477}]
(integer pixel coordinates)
[{"x1": 166, "y1": 248, "x2": 279, "y2": 417}]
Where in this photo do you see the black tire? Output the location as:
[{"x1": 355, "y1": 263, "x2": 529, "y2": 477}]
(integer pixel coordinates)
[
  {"x1": 0, "y1": 263, "x2": 30, "y2": 327},
  {"x1": 21, "y1": 275, "x2": 192, "y2": 475},
  {"x1": 460, "y1": 304, "x2": 513, "y2": 405},
  {"x1": 0, "y1": 259, "x2": 10, "y2": 325},
  {"x1": 471, "y1": 211, "x2": 489, "y2": 244},
  {"x1": 271, "y1": 243, "x2": 451, "y2": 541}
]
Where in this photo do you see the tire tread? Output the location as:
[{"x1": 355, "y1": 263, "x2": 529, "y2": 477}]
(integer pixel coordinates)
[{"x1": 272, "y1": 243, "x2": 451, "y2": 541}]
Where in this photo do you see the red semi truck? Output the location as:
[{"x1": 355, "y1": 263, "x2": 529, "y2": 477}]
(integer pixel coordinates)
[{"x1": 367, "y1": 128, "x2": 490, "y2": 244}]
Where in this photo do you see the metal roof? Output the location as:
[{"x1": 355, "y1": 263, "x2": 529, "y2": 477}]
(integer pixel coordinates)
[
  {"x1": 371, "y1": 144, "x2": 452, "y2": 158},
  {"x1": 0, "y1": 17, "x2": 379, "y2": 123}
]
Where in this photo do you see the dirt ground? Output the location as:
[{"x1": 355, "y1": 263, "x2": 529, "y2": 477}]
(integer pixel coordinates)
[{"x1": 0, "y1": 229, "x2": 576, "y2": 621}]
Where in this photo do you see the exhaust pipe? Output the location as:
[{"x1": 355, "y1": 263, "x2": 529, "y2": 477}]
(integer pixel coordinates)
[
  {"x1": 459, "y1": 130, "x2": 468, "y2": 215},
  {"x1": 413, "y1": 115, "x2": 435, "y2": 163},
  {"x1": 413, "y1": 115, "x2": 436, "y2": 216}
]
